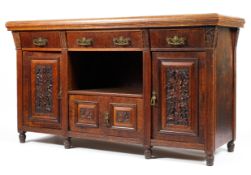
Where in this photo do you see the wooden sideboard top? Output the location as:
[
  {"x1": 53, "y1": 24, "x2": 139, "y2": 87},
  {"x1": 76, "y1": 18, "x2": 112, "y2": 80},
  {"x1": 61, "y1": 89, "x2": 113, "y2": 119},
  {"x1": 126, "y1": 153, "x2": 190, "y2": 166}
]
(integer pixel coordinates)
[{"x1": 6, "y1": 13, "x2": 244, "y2": 31}]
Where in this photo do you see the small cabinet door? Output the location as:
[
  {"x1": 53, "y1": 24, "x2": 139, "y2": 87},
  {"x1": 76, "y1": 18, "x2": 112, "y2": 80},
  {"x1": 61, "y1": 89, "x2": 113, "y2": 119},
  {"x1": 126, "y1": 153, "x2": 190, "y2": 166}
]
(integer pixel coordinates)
[
  {"x1": 69, "y1": 95, "x2": 107, "y2": 135},
  {"x1": 23, "y1": 52, "x2": 61, "y2": 129},
  {"x1": 152, "y1": 52, "x2": 207, "y2": 143},
  {"x1": 103, "y1": 96, "x2": 143, "y2": 138}
]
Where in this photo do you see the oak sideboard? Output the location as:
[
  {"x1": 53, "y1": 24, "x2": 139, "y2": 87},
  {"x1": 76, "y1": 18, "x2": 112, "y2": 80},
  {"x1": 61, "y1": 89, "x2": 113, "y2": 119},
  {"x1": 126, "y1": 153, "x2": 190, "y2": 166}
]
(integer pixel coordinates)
[{"x1": 6, "y1": 14, "x2": 245, "y2": 165}]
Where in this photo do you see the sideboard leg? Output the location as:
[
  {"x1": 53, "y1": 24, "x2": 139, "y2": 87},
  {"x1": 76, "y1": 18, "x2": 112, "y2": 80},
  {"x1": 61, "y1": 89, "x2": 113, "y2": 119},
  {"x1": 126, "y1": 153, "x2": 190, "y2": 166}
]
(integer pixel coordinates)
[
  {"x1": 144, "y1": 146, "x2": 152, "y2": 159},
  {"x1": 64, "y1": 137, "x2": 72, "y2": 149},
  {"x1": 19, "y1": 131, "x2": 26, "y2": 143},
  {"x1": 206, "y1": 154, "x2": 214, "y2": 166},
  {"x1": 227, "y1": 140, "x2": 235, "y2": 152}
]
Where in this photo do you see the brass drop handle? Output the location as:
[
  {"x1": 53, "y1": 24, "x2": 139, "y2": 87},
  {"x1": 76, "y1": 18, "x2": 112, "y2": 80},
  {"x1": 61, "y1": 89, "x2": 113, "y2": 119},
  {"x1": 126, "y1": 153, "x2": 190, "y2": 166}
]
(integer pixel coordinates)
[
  {"x1": 58, "y1": 87, "x2": 62, "y2": 100},
  {"x1": 113, "y1": 36, "x2": 131, "y2": 46},
  {"x1": 33, "y1": 37, "x2": 48, "y2": 47},
  {"x1": 166, "y1": 35, "x2": 186, "y2": 46},
  {"x1": 104, "y1": 112, "x2": 110, "y2": 127},
  {"x1": 77, "y1": 37, "x2": 93, "y2": 46},
  {"x1": 150, "y1": 91, "x2": 157, "y2": 106}
]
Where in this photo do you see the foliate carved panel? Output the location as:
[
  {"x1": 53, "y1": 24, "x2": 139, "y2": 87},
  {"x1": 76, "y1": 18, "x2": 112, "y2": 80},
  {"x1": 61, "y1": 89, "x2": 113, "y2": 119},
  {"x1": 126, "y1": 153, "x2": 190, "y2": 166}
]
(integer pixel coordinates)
[
  {"x1": 76, "y1": 101, "x2": 98, "y2": 127},
  {"x1": 166, "y1": 67, "x2": 190, "y2": 126},
  {"x1": 111, "y1": 103, "x2": 137, "y2": 130},
  {"x1": 160, "y1": 59, "x2": 198, "y2": 133},
  {"x1": 35, "y1": 65, "x2": 53, "y2": 113},
  {"x1": 79, "y1": 108, "x2": 94, "y2": 120},
  {"x1": 116, "y1": 111, "x2": 130, "y2": 123}
]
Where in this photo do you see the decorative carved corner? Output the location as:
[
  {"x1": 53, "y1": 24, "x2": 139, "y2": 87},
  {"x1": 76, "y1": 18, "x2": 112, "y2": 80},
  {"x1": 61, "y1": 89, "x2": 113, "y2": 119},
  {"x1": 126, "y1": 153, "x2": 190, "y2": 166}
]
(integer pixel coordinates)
[{"x1": 205, "y1": 27, "x2": 218, "y2": 48}]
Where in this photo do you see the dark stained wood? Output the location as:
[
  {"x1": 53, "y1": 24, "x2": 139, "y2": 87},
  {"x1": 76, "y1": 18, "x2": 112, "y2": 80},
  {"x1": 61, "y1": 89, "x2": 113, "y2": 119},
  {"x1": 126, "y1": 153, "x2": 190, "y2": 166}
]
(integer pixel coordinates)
[
  {"x1": 20, "y1": 31, "x2": 61, "y2": 48},
  {"x1": 204, "y1": 49, "x2": 216, "y2": 165},
  {"x1": 61, "y1": 49, "x2": 69, "y2": 136},
  {"x1": 227, "y1": 140, "x2": 235, "y2": 152},
  {"x1": 206, "y1": 154, "x2": 214, "y2": 166},
  {"x1": 6, "y1": 14, "x2": 245, "y2": 31},
  {"x1": 7, "y1": 14, "x2": 244, "y2": 166},
  {"x1": 103, "y1": 96, "x2": 144, "y2": 139},
  {"x1": 152, "y1": 52, "x2": 206, "y2": 143},
  {"x1": 22, "y1": 125, "x2": 65, "y2": 135},
  {"x1": 69, "y1": 95, "x2": 105, "y2": 135},
  {"x1": 150, "y1": 28, "x2": 205, "y2": 48},
  {"x1": 67, "y1": 30, "x2": 143, "y2": 48},
  {"x1": 144, "y1": 145, "x2": 152, "y2": 159},
  {"x1": 22, "y1": 52, "x2": 62, "y2": 129},
  {"x1": 12, "y1": 32, "x2": 21, "y2": 49},
  {"x1": 68, "y1": 131, "x2": 142, "y2": 145},
  {"x1": 142, "y1": 50, "x2": 152, "y2": 157},
  {"x1": 151, "y1": 139, "x2": 204, "y2": 150},
  {"x1": 16, "y1": 49, "x2": 23, "y2": 132},
  {"x1": 19, "y1": 131, "x2": 26, "y2": 143},
  {"x1": 64, "y1": 137, "x2": 72, "y2": 149},
  {"x1": 214, "y1": 27, "x2": 236, "y2": 148},
  {"x1": 68, "y1": 89, "x2": 143, "y2": 98},
  {"x1": 230, "y1": 28, "x2": 239, "y2": 143},
  {"x1": 69, "y1": 95, "x2": 143, "y2": 140}
]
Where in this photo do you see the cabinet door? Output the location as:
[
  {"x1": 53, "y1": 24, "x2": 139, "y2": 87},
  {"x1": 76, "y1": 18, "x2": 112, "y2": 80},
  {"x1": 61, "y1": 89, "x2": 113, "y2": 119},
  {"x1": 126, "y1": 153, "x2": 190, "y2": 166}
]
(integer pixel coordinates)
[
  {"x1": 23, "y1": 52, "x2": 61, "y2": 129},
  {"x1": 152, "y1": 52, "x2": 206, "y2": 143},
  {"x1": 101, "y1": 97, "x2": 143, "y2": 139},
  {"x1": 69, "y1": 95, "x2": 107, "y2": 134}
]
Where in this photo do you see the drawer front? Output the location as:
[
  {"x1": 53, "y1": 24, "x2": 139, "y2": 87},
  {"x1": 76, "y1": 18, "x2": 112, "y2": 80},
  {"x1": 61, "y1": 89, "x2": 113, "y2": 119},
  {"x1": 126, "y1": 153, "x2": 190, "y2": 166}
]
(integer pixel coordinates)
[
  {"x1": 150, "y1": 28, "x2": 205, "y2": 48},
  {"x1": 67, "y1": 30, "x2": 143, "y2": 48},
  {"x1": 20, "y1": 31, "x2": 61, "y2": 48}
]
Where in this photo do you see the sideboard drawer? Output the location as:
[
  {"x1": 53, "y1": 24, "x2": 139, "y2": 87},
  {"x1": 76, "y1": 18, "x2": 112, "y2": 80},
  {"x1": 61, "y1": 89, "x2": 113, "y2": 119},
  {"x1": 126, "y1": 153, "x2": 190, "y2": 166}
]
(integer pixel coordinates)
[
  {"x1": 20, "y1": 31, "x2": 61, "y2": 48},
  {"x1": 67, "y1": 30, "x2": 144, "y2": 48},
  {"x1": 150, "y1": 28, "x2": 205, "y2": 48}
]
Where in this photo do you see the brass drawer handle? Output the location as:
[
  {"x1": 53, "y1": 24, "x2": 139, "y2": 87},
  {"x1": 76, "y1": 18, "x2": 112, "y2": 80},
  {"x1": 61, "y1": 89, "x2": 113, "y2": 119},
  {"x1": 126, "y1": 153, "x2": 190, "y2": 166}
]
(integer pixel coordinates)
[
  {"x1": 166, "y1": 36, "x2": 186, "y2": 46},
  {"x1": 150, "y1": 91, "x2": 157, "y2": 106},
  {"x1": 33, "y1": 37, "x2": 48, "y2": 47},
  {"x1": 113, "y1": 36, "x2": 131, "y2": 46},
  {"x1": 104, "y1": 112, "x2": 110, "y2": 127},
  {"x1": 77, "y1": 37, "x2": 93, "y2": 46}
]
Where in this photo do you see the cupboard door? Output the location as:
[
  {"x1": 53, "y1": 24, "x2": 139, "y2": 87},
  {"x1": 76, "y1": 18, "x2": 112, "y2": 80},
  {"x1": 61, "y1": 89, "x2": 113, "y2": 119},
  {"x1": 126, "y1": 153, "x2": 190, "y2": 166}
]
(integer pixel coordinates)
[
  {"x1": 152, "y1": 52, "x2": 206, "y2": 143},
  {"x1": 69, "y1": 95, "x2": 106, "y2": 134},
  {"x1": 23, "y1": 52, "x2": 61, "y2": 129},
  {"x1": 103, "y1": 97, "x2": 143, "y2": 139}
]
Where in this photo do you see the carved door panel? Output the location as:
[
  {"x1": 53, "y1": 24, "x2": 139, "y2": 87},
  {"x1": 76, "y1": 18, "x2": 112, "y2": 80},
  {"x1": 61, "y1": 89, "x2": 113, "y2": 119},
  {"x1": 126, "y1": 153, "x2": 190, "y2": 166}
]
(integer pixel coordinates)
[
  {"x1": 23, "y1": 52, "x2": 61, "y2": 129},
  {"x1": 103, "y1": 96, "x2": 143, "y2": 138},
  {"x1": 69, "y1": 95, "x2": 107, "y2": 134},
  {"x1": 152, "y1": 52, "x2": 207, "y2": 143}
]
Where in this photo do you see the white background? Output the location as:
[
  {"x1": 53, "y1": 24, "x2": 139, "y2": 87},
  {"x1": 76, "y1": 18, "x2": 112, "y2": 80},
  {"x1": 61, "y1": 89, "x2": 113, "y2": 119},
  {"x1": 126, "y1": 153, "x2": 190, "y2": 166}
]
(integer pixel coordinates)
[{"x1": 0, "y1": 0, "x2": 250, "y2": 174}]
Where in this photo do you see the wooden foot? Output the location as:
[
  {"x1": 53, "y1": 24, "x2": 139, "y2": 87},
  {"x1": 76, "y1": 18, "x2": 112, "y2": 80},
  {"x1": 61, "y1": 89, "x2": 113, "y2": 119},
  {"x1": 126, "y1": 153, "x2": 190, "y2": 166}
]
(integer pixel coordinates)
[
  {"x1": 64, "y1": 137, "x2": 72, "y2": 149},
  {"x1": 19, "y1": 131, "x2": 26, "y2": 143},
  {"x1": 206, "y1": 154, "x2": 214, "y2": 166},
  {"x1": 144, "y1": 146, "x2": 152, "y2": 159},
  {"x1": 227, "y1": 140, "x2": 235, "y2": 152}
]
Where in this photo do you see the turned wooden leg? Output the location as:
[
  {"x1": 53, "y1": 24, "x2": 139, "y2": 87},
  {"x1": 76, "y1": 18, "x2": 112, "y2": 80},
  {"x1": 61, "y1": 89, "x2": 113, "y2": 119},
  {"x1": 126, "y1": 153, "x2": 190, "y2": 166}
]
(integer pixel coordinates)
[
  {"x1": 206, "y1": 154, "x2": 214, "y2": 166},
  {"x1": 64, "y1": 137, "x2": 72, "y2": 149},
  {"x1": 227, "y1": 140, "x2": 235, "y2": 152},
  {"x1": 19, "y1": 131, "x2": 26, "y2": 143},
  {"x1": 144, "y1": 146, "x2": 152, "y2": 159}
]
